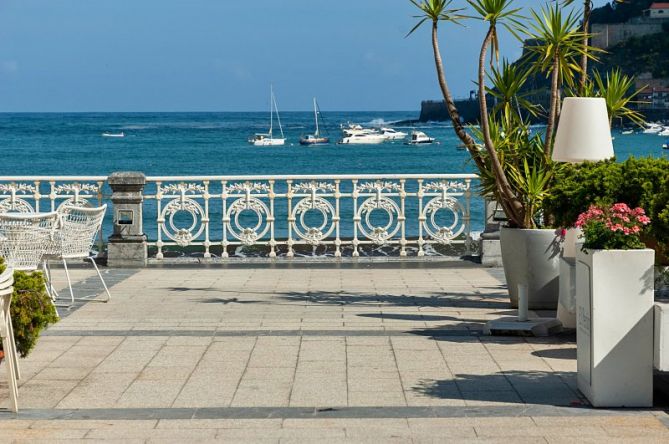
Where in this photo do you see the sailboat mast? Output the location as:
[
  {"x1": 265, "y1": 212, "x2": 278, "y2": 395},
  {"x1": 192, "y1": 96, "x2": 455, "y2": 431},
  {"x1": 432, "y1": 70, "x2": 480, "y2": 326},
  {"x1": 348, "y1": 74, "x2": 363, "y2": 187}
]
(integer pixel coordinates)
[
  {"x1": 269, "y1": 85, "x2": 274, "y2": 138},
  {"x1": 274, "y1": 90, "x2": 285, "y2": 139},
  {"x1": 313, "y1": 97, "x2": 319, "y2": 137}
]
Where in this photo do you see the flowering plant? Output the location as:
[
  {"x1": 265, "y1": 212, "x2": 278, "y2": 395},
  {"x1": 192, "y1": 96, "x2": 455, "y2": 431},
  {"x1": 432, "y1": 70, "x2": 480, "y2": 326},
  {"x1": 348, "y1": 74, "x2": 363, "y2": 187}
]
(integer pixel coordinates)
[{"x1": 575, "y1": 203, "x2": 651, "y2": 250}]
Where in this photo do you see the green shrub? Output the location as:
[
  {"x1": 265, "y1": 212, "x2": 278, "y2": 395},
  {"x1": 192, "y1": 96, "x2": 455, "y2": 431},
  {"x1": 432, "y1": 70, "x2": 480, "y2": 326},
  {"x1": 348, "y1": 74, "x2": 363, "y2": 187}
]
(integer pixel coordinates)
[
  {"x1": 0, "y1": 258, "x2": 58, "y2": 357},
  {"x1": 545, "y1": 157, "x2": 669, "y2": 262}
]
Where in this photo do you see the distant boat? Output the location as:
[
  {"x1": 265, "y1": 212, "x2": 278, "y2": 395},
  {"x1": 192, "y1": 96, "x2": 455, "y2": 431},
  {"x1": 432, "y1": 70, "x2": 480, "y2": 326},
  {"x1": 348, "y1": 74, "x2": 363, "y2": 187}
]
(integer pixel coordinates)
[
  {"x1": 663, "y1": 139, "x2": 669, "y2": 150},
  {"x1": 659, "y1": 127, "x2": 669, "y2": 137},
  {"x1": 405, "y1": 130, "x2": 435, "y2": 145},
  {"x1": 621, "y1": 129, "x2": 634, "y2": 135},
  {"x1": 379, "y1": 127, "x2": 408, "y2": 141},
  {"x1": 102, "y1": 132, "x2": 124, "y2": 138},
  {"x1": 643, "y1": 123, "x2": 663, "y2": 134},
  {"x1": 249, "y1": 85, "x2": 286, "y2": 146},
  {"x1": 300, "y1": 98, "x2": 329, "y2": 146},
  {"x1": 339, "y1": 133, "x2": 385, "y2": 145}
]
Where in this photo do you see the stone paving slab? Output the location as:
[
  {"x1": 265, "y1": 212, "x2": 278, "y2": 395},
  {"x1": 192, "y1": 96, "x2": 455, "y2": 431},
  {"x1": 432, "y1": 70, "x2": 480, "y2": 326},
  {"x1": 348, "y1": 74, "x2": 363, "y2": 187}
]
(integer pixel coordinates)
[{"x1": 0, "y1": 265, "x2": 667, "y2": 442}]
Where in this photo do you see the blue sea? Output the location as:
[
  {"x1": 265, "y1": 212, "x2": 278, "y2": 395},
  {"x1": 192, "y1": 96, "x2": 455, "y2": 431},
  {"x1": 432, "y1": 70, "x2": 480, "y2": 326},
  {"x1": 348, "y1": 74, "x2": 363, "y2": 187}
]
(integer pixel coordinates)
[{"x1": 0, "y1": 112, "x2": 667, "y2": 244}]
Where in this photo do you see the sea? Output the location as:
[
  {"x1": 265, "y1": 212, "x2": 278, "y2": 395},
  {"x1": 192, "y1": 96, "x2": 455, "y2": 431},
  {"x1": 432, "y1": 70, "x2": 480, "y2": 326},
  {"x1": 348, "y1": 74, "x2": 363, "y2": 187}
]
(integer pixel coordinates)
[{"x1": 0, "y1": 112, "x2": 667, "y2": 247}]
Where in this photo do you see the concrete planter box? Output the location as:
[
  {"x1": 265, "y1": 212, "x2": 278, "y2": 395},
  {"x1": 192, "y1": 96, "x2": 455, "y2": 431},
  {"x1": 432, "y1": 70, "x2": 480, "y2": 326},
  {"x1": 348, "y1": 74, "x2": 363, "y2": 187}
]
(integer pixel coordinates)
[
  {"x1": 576, "y1": 248, "x2": 654, "y2": 407},
  {"x1": 500, "y1": 227, "x2": 561, "y2": 309}
]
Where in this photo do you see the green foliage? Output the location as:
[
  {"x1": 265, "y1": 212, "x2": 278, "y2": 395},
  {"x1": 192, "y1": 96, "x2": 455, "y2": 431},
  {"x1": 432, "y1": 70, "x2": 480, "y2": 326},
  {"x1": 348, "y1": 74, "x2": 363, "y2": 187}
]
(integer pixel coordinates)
[
  {"x1": 545, "y1": 157, "x2": 669, "y2": 261},
  {"x1": 0, "y1": 258, "x2": 58, "y2": 358}
]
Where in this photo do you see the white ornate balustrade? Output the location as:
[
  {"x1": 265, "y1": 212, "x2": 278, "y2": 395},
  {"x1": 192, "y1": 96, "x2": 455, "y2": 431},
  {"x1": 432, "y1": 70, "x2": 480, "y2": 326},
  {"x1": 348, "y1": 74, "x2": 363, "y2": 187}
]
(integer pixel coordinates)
[
  {"x1": 0, "y1": 174, "x2": 480, "y2": 261},
  {"x1": 145, "y1": 174, "x2": 478, "y2": 259}
]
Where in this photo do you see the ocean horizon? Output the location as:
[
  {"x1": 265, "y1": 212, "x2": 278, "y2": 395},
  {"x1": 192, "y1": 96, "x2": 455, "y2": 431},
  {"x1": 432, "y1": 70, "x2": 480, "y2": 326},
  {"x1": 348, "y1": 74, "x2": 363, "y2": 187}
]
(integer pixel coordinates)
[{"x1": 1, "y1": 111, "x2": 667, "y2": 237}]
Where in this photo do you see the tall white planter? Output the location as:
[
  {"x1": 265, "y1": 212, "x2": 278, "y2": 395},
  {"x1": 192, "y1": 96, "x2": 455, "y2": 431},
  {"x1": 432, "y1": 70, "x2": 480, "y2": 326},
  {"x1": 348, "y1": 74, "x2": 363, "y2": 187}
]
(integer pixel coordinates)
[
  {"x1": 500, "y1": 227, "x2": 561, "y2": 309},
  {"x1": 576, "y1": 248, "x2": 655, "y2": 407}
]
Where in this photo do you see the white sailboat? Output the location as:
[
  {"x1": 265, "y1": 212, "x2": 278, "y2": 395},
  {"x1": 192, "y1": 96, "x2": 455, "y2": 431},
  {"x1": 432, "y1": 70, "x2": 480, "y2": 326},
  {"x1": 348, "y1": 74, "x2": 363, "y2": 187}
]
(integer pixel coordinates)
[
  {"x1": 249, "y1": 85, "x2": 286, "y2": 146},
  {"x1": 300, "y1": 98, "x2": 329, "y2": 145}
]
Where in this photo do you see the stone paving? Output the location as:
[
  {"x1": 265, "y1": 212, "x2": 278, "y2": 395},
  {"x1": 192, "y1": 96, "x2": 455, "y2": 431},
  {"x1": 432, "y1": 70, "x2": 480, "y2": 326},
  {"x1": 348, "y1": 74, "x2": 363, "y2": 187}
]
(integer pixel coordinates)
[{"x1": 0, "y1": 263, "x2": 668, "y2": 443}]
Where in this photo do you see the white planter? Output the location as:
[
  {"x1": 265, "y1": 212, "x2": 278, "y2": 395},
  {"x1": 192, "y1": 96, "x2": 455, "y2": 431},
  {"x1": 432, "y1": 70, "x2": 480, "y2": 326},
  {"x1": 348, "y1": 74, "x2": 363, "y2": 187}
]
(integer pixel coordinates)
[
  {"x1": 654, "y1": 302, "x2": 669, "y2": 371},
  {"x1": 500, "y1": 227, "x2": 561, "y2": 309},
  {"x1": 576, "y1": 248, "x2": 655, "y2": 407}
]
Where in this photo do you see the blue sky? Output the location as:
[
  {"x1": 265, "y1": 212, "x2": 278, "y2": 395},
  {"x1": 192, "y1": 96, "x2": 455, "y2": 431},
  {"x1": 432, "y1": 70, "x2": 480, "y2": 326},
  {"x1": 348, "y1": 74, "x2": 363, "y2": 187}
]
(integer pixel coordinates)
[{"x1": 0, "y1": 0, "x2": 608, "y2": 112}]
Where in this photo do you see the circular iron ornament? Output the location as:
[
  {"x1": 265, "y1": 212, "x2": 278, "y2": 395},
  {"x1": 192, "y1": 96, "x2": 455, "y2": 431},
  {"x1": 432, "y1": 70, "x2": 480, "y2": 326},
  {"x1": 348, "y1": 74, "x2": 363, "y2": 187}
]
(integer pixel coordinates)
[
  {"x1": 421, "y1": 196, "x2": 465, "y2": 244},
  {"x1": 226, "y1": 197, "x2": 271, "y2": 246},
  {"x1": 161, "y1": 197, "x2": 206, "y2": 247},
  {"x1": 356, "y1": 197, "x2": 401, "y2": 245},
  {"x1": 291, "y1": 197, "x2": 336, "y2": 245}
]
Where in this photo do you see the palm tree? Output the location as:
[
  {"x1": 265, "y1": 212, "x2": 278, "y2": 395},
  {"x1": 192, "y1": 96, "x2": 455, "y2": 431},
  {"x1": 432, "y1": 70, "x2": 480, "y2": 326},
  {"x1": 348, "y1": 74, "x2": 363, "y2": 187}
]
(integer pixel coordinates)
[
  {"x1": 406, "y1": 0, "x2": 485, "y2": 173},
  {"x1": 523, "y1": 4, "x2": 592, "y2": 155},
  {"x1": 408, "y1": 0, "x2": 526, "y2": 226}
]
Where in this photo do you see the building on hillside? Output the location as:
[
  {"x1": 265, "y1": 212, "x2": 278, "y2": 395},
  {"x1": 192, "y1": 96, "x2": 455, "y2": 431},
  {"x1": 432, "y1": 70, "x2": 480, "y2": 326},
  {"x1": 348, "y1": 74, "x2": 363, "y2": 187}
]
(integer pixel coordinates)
[
  {"x1": 644, "y1": 2, "x2": 669, "y2": 19},
  {"x1": 638, "y1": 86, "x2": 669, "y2": 109},
  {"x1": 591, "y1": 21, "x2": 665, "y2": 49}
]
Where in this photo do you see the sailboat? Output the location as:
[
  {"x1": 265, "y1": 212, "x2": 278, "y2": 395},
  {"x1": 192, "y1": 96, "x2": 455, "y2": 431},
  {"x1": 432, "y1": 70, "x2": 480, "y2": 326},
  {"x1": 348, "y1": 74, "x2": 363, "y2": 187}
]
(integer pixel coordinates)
[
  {"x1": 248, "y1": 85, "x2": 286, "y2": 146},
  {"x1": 300, "y1": 98, "x2": 329, "y2": 145}
]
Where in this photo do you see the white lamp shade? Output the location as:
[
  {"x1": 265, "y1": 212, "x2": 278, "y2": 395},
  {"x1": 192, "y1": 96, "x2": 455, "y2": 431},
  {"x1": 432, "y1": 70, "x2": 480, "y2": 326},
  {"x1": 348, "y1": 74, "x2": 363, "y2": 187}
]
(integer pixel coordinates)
[{"x1": 552, "y1": 97, "x2": 614, "y2": 163}]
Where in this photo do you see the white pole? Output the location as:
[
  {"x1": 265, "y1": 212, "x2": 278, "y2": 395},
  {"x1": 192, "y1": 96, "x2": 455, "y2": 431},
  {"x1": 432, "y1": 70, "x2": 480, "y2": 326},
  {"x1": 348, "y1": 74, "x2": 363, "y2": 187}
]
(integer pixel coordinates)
[{"x1": 518, "y1": 283, "x2": 529, "y2": 322}]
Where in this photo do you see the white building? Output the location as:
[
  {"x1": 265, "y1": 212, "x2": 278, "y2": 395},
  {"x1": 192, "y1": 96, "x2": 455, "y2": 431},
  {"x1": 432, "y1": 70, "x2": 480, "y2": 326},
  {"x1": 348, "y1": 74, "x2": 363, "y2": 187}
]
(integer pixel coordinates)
[{"x1": 645, "y1": 2, "x2": 669, "y2": 19}]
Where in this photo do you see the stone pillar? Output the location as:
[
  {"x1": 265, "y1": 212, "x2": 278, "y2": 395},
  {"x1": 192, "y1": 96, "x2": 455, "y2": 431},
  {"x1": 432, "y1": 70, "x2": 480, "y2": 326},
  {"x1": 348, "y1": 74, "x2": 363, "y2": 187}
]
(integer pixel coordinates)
[
  {"x1": 107, "y1": 172, "x2": 147, "y2": 267},
  {"x1": 480, "y1": 199, "x2": 505, "y2": 267}
]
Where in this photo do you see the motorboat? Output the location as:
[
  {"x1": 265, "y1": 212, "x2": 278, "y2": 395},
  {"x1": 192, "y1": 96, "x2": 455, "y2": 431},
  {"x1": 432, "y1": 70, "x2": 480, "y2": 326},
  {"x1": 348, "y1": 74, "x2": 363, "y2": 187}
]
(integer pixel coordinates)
[
  {"x1": 340, "y1": 123, "x2": 381, "y2": 136},
  {"x1": 405, "y1": 130, "x2": 435, "y2": 145},
  {"x1": 102, "y1": 132, "x2": 124, "y2": 138},
  {"x1": 621, "y1": 129, "x2": 634, "y2": 135},
  {"x1": 379, "y1": 127, "x2": 408, "y2": 140},
  {"x1": 658, "y1": 127, "x2": 669, "y2": 137},
  {"x1": 249, "y1": 85, "x2": 286, "y2": 146},
  {"x1": 300, "y1": 98, "x2": 329, "y2": 145},
  {"x1": 643, "y1": 123, "x2": 663, "y2": 134},
  {"x1": 339, "y1": 133, "x2": 386, "y2": 144},
  {"x1": 663, "y1": 139, "x2": 669, "y2": 150}
]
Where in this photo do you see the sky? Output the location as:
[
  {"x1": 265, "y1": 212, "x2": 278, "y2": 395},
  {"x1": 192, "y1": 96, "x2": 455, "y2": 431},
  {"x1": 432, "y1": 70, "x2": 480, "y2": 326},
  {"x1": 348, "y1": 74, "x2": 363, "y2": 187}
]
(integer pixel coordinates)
[{"x1": 0, "y1": 0, "x2": 609, "y2": 112}]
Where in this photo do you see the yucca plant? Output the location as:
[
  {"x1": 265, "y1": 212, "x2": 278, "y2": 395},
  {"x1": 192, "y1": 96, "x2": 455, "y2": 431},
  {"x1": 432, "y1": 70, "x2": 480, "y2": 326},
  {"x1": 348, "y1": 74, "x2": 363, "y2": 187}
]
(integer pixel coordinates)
[{"x1": 408, "y1": 0, "x2": 642, "y2": 229}]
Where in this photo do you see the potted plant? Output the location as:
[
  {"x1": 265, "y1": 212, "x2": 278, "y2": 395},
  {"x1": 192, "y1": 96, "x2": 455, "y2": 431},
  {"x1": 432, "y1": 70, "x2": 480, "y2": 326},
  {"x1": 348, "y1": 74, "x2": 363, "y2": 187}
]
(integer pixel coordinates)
[
  {"x1": 408, "y1": 1, "x2": 645, "y2": 309},
  {"x1": 0, "y1": 258, "x2": 58, "y2": 361},
  {"x1": 574, "y1": 203, "x2": 654, "y2": 407}
]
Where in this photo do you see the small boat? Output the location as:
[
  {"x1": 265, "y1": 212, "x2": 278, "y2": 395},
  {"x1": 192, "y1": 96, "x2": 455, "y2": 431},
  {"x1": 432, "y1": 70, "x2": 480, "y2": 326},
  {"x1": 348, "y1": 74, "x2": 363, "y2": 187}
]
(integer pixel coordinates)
[
  {"x1": 659, "y1": 127, "x2": 669, "y2": 137},
  {"x1": 339, "y1": 133, "x2": 386, "y2": 145},
  {"x1": 249, "y1": 85, "x2": 286, "y2": 146},
  {"x1": 379, "y1": 127, "x2": 408, "y2": 141},
  {"x1": 341, "y1": 123, "x2": 378, "y2": 137},
  {"x1": 643, "y1": 123, "x2": 663, "y2": 134},
  {"x1": 300, "y1": 98, "x2": 329, "y2": 145},
  {"x1": 663, "y1": 139, "x2": 669, "y2": 150},
  {"x1": 102, "y1": 132, "x2": 124, "y2": 138},
  {"x1": 621, "y1": 129, "x2": 634, "y2": 135},
  {"x1": 405, "y1": 130, "x2": 435, "y2": 145}
]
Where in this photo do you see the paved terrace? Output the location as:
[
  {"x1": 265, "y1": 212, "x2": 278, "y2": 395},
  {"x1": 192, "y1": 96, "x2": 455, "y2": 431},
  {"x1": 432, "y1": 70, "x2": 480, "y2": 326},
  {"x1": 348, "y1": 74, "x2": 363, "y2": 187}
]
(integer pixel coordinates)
[{"x1": 1, "y1": 263, "x2": 668, "y2": 443}]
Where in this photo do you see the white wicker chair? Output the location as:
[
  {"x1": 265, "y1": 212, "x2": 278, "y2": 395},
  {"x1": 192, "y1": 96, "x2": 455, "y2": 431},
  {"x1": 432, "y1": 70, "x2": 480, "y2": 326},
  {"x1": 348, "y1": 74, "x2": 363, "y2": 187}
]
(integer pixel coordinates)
[
  {"x1": 0, "y1": 267, "x2": 18, "y2": 412},
  {"x1": 0, "y1": 212, "x2": 59, "y2": 272},
  {"x1": 45, "y1": 205, "x2": 110, "y2": 306}
]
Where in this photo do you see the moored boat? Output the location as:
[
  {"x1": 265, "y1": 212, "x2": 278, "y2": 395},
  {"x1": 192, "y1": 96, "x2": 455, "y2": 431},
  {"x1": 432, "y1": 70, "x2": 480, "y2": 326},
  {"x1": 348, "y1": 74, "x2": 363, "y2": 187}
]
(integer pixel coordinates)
[
  {"x1": 339, "y1": 133, "x2": 386, "y2": 144},
  {"x1": 102, "y1": 132, "x2": 124, "y2": 138},
  {"x1": 663, "y1": 139, "x2": 669, "y2": 149},
  {"x1": 300, "y1": 98, "x2": 329, "y2": 145},
  {"x1": 658, "y1": 127, "x2": 669, "y2": 137},
  {"x1": 379, "y1": 127, "x2": 408, "y2": 140},
  {"x1": 249, "y1": 85, "x2": 286, "y2": 146},
  {"x1": 405, "y1": 130, "x2": 435, "y2": 145}
]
